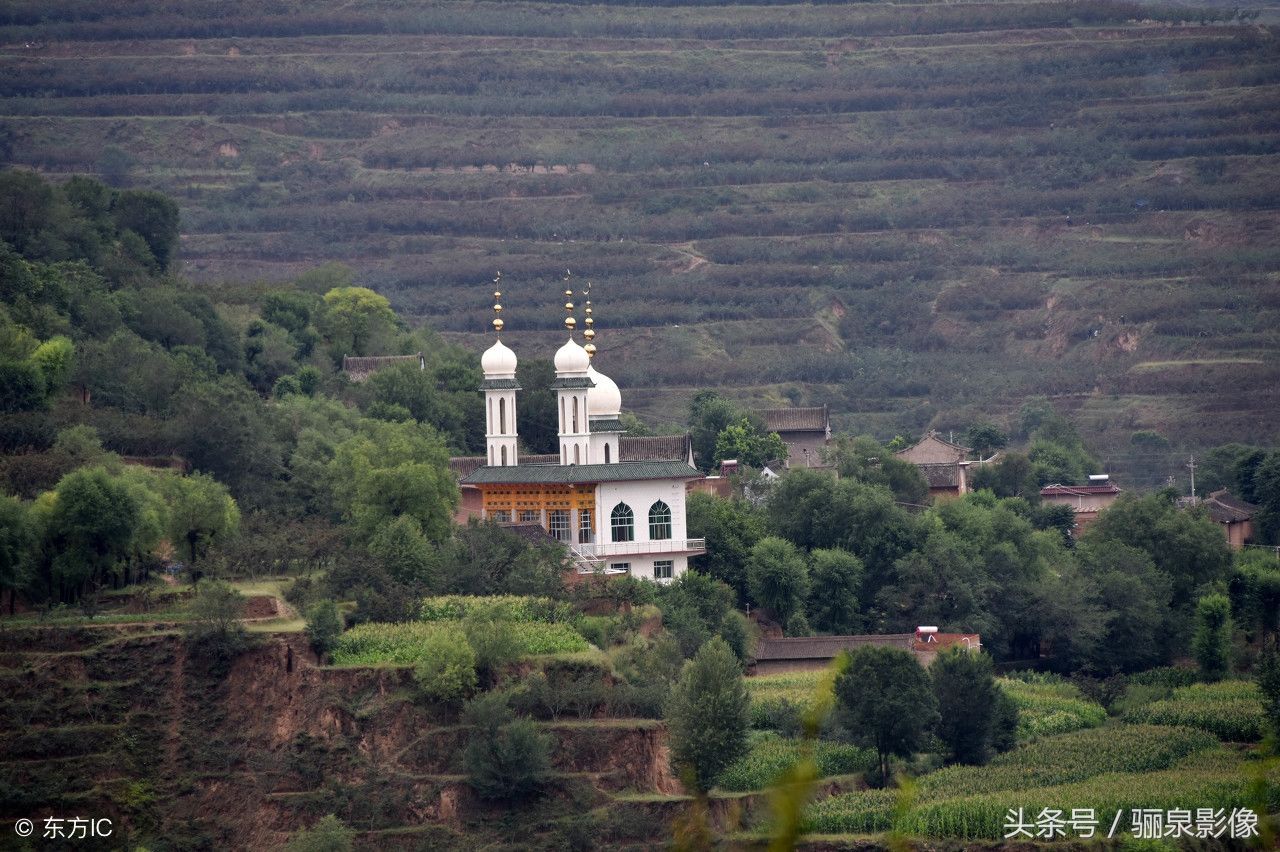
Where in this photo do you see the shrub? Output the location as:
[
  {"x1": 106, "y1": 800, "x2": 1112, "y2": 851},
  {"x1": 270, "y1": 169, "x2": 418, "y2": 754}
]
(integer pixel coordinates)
[
  {"x1": 462, "y1": 692, "x2": 552, "y2": 801},
  {"x1": 284, "y1": 814, "x2": 355, "y2": 852},
  {"x1": 1192, "y1": 593, "x2": 1233, "y2": 682},
  {"x1": 304, "y1": 600, "x2": 344, "y2": 660},
  {"x1": 412, "y1": 627, "x2": 477, "y2": 704},
  {"x1": 932, "y1": 650, "x2": 998, "y2": 765}
]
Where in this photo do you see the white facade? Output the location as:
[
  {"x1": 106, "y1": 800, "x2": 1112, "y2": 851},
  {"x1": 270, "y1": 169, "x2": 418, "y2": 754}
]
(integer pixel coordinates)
[{"x1": 582, "y1": 478, "x2": 697, "y2": 583}]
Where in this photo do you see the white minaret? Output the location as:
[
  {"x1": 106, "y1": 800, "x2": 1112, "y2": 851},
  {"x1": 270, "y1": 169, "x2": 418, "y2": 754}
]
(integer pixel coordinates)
[
  {"x1": 582, "y1": 292, "x2": 624, "y2": 464},
  {"x1": 481, "y1": 278, "x2": 519, "y2": 467},
  {"x1": 553, "y1": 284, "x2": 593, "y2": 465}
]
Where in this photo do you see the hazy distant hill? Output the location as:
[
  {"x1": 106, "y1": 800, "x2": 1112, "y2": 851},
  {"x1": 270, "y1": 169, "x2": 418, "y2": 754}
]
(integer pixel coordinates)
[{"x1": 2, "y1": 0, "x2": 1278, "y2": 487}]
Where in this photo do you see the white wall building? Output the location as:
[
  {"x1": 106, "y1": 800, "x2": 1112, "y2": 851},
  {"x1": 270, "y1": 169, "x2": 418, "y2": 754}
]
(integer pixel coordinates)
[{"x1": 457, "y1": 288, "x2": 704, "y2": 582}]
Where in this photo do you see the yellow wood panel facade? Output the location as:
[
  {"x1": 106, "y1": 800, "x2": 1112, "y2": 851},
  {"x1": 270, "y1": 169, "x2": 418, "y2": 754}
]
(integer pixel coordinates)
[{"x1": 479, "y1": 483, "x2": 596, "y2": 518}]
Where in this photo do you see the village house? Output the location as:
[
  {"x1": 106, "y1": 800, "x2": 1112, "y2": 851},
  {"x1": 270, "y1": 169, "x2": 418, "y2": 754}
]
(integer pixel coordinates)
[
  {"x1": 1179, "y1": 489, "x2": 1260, "y2": 550},
  {"x1": 750, "y1": 627, "x2": 981, "y2": 674},
  {"x1": 1039, "y1": 477, "x2": 1123, "y2": 533},
  {"x1": 893, "y1": 432, "x2": 996, "y2": 500},
  {"x1": 757, "y1": 405, "x2": 831, "y2": 468},
  {"x1": 340, "y1": 352, "x2": 426, "y2": 382}
]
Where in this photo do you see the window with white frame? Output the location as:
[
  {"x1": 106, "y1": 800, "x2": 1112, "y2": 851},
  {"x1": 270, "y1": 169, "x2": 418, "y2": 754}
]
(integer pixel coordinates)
[
  {"x1": 490, "y1": 510, "x2": 512, "y2": 523},
  {"x1": 549, "y1": 509, "x2": 571, "y2": 542},
  {"x1": 578, "y1": 509, "x2": 593, "y2": 544},
  {"x1": 653, "y1": 560, "x2": 674, "y2": 580},
  {"x1": 519, "y1": 509, "x2": 539, "y2": 524},
  {"x1": 610, "y1": 503, "x2": 634, "y2": 542},
  {"x1": 648, "y1": 500, "x2": 672, "y2": 540},
  {"x1": 610, "y1": 562, "x2": 631, "y2": 574}
]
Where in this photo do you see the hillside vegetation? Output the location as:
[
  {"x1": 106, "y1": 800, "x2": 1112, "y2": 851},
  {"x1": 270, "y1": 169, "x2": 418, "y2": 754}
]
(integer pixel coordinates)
[{"x1": 3, "y1": 0, "x2": 1280, "y2": 480}]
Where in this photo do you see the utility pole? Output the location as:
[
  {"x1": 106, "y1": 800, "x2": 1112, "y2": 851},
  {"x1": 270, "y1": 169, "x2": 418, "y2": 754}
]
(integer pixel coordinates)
[{"x1": 1187, "y1": 455, "x2": 1197, "y2": 504}]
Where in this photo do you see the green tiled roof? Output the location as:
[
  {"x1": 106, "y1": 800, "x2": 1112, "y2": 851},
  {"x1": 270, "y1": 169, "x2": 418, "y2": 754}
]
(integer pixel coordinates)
[
  {"x1": 550, "y1": 376, "x2": 595, "y2": 389},
  {"x1": 461, "y1": 460, "x2": 701, "y2": 485},
  {"x1": 589, "y1": 419, "x2": 627, "y2": 433},
  {"x1": 480, "y1": 378, "x2": 521, "y2": 390}
]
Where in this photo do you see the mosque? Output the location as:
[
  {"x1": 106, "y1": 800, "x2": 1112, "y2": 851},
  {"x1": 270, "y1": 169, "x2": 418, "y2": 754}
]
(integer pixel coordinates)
[{"x1": 455, "y1": 281, "x2": 705, "y2": 582}]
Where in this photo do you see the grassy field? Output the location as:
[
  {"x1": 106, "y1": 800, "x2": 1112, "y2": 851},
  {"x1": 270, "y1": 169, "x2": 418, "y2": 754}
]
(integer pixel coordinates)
[{"x1": 2, "y1": 0, "x2": 1278, "y2": 468}]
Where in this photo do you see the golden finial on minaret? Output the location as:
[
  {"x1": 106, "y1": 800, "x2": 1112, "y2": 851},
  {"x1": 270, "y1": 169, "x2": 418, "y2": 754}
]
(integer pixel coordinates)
[
  {"x1": 582, "y1": 282, "x2": 596, "y2": 358},
  {"x1": 491, "y1": 271, "x2": 504, "y2": 334},
  {"x1": 562, "y1": 269, "x2": 576, "y2": 333}
]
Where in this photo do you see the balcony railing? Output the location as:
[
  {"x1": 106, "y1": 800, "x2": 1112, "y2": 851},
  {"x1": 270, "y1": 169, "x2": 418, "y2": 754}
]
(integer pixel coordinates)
[{"x1": 572, "y1": 538, "x2": 706, "y2": 559}]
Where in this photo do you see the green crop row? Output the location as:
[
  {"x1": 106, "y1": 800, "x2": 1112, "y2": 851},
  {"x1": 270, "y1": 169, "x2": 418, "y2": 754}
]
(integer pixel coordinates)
[
  {"x1": 716, "y1": 732, "x2": 875, "y2": 792},
  {"x1": 746, "y1": 670, "x2": 823, "y2": 728},
  {"x1": 418, "y1": 595, "x2": 573, "y2": 624},
  {"x1": 807, "y1": 748, "x2": 1274, "y2": 839},
  {"x1": 1124, "y1": 684, "x2": 1266, "y2": 742},
  {"x1": 997, "y1": 678, "x2": 1107, "y2": 742},
  {"x1": 331, "y1": 619, "x2": 589, "y2": 666},
  {"x1": 917, "y1": 725, "x2": 1217, "y2": 797}
]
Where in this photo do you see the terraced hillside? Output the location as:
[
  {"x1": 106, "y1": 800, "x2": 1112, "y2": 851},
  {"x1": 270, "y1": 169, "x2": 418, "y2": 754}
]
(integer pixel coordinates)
[{"x1": 3, "y1": 0, "x2": 1280, "y2": 479}]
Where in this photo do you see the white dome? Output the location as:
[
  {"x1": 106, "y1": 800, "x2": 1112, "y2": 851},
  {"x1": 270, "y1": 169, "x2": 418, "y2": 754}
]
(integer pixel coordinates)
[
  {"x1": 587, "y1": 365, "x2": 622, "y2": 419},
  {"x1": 481, "y1": 339, "x2": 517, "y2": 377},
  {"x1": 554, "y1": 337, "x2": 590, "y2": 375}
]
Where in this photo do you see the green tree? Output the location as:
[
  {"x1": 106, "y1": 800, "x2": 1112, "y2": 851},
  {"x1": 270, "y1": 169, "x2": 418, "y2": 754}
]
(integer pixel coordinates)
[
  {"x1": 964, "y1": 422, "x2": 1008, "y2": 459},
  {"x1": 1256, "y1": 646, "x2": 1280, "y2": 731},
  {"x1": 834, "y1": 645, "x2": 938, "y2": 787},
  {"x1": 0, "y1": 495, "x2": 32, "y2": 615},
  {"x1": 686, "y1": 492, "x2": 765, "y2": 605},
  {"x1": 329, "y1": 419, "x2": 457, "y2": 543},
  {"x1": 1229, "y1": 550, "x2": 1280, "y2": 645},
  {"x1": 368, "y1": 515, "x2": 438, "y2": 589},
  {"x1": 112, "y1": 189, "x2": 180, "y2": 270},
  {"x1": 714, "y1": 417, "x2": 788, "y2": 469},
  {"x1": 1074, "y1": 539, "x2": 1170, "y2": 674},
  {"x1": 413, "y1": 628, "x2": 477, "y2": 704},
  {"x1": 1191, "y1": 593, "x2": 1233, "y2": 682},
  {"x1": 185, "y1": 579, "x2": 249, "y2": 671},
  {"x1": 1085, "y1": 491, "x2": 1232, "y2": 609},
  {"x1": 991, "y1": 688, "x2": 1020, "y2": 754},
  {"x1": 689, "y1": 391, "x2": 748, "y2": 471},
  {"x1": 318, "y1": 286, "x2": 400, "y2": 361},
  {"x1": 655, "y1": 570, "x2": 745, "y2": 659},
  {"x1": 29, "y1": 335, "x2": 73, "y2": 394},
  {"x1": 825, "y1": 435, "x2": 928, "y2": 505},
  {"x1": 666, "y1": 636, "x2": 749, "y2": 792},
  {"x1": 747, "y1": 537, "x2": 809, "y2": 632},
  {"x1": 969, "y1": 452, "x2": 1040, "y2": 500},
  {"x1": 807, "y1": 548, "x2": 863, "y2": 634},
  {"x1": 462, "y1": 692, "x2": 552, "y2": 801},
  {"x1": 158, "y1": 472, "x2": 240, "y2": 564},
  {"x1": 1252, "y1": 450, "x2": 1280, "y2": 544},
  {"x1": 932, "y1": 649, "x2": 999, "y2": 765},
  {"x1": 304, "y1": 600, "x2": 344, "y2": 661},
  {"x1": 284, "y1": 814, "x2": 355, "y2": 852},
  {"x1": 0, "y1": 359, "x2": 46, "y2": 412},
  {"x1": 44, "y1": 467, "x2": 140, "y2": 600}
]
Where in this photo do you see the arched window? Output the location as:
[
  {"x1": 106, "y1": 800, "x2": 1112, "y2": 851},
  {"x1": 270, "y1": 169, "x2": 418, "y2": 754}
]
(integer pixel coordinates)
[
  {"x1": 572, "y1": 397, "x2": 579, "y2": 432},
  {"x1": 489, "y1": 446, "x2": 494, "y2": 465},
  {"x1": 499, "y1": 397, "x2": 507, "y2": 435},
  {"x1": 610, "y1": 503, "x2": 634, "y2": 542},
  {"x1": 500, "y1": 445, "x2": 507, "y2": 466},
  {"x1": 560, "y1": 397, "x2": 566, "y2": 432},
  {"x1": 604, "y1": 443, "x2": 611, "y2": 464},
  {"x1": 649, "y1": 501, "x2": 672, "y2": 540},
  {"x1": 574, "y1": 445, "x2": 580, "y2": 465}
]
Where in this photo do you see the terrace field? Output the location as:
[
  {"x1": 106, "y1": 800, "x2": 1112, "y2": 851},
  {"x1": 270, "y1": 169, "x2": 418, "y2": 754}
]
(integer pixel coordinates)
[{"x1": 3, "y1": 0, "x2": 1279, "y2": 481}]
